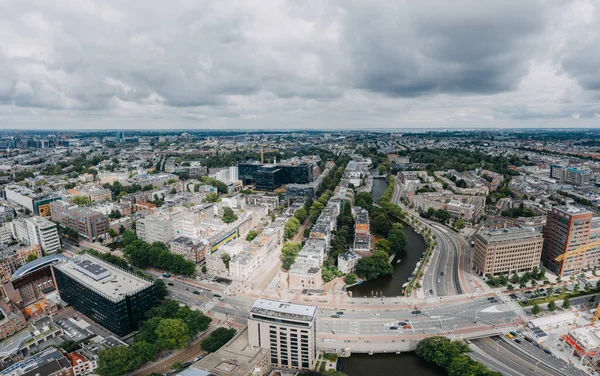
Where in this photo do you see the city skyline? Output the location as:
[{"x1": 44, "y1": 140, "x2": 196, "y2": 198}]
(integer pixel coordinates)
[{"x1": 1, "y1": 1, "x2": 600, "y2": 130}]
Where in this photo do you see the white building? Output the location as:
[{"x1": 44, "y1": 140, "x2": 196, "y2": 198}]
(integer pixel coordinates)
[
  {"x1": 136, "y1": 213, "x2": 173, "y2": 244},
  {"x1": 10, "y1": 216, "x2": 60, "y2": 255},
  {"x1": 248, "y1": 299, "x2": 317, "y2": 370},
  {"x1": 338, "y1": 250, "x2": 360, "y2": 274}
]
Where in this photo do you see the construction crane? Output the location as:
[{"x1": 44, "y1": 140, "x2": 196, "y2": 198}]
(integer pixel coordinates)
[
  {"x1": 593, "y1": 303, "x2": 600, "y2": 325},
  {"x1": 555, "y1": 239, "x2": 600, "y2": 262}
]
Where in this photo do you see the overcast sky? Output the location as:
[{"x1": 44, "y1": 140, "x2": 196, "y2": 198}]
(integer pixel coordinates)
[{"x1": 1, "y1": 0, "x2": 599, "y2": 130}]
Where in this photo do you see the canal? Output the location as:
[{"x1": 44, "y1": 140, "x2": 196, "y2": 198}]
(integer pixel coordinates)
[
  {"x1": 348, "y1": 177, "x2": 427, "y2": 297},
  {"x1": 341, "y1": 353, "x2": 444, "y2": 376},
  {"x1": 343, "y1": 178, "x2": 442, "y2": 375}
]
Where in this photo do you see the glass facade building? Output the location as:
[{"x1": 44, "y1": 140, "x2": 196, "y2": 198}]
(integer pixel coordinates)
[
  {"x1": 52, "y1": 256, "x2": 157, "y2": 336},
  {"x1": 238, "y1": 163, "x2": 313, "y2": 191}
]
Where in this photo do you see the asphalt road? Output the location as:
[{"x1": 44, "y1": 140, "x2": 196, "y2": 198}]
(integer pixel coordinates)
[
  {"x1": 470, "y1": 335, "x2": 587, "y2": 376},
  {"x1": 316, "y1": 297, "x2": 517, "y2": 337}
]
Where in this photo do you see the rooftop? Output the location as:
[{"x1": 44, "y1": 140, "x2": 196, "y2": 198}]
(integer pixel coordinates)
[
  {"x1": 251, "y1": 299, "x2": 316, "y2": 322},
  {"x1": 477, "y1": 227, "x2": 542, "y2": 244},
  {"x1": 54, "y1": 254, "x2": 152, "y2": 302},
  {"x1": 555, "y1": 205, "x2": 592, "y2": 216}
]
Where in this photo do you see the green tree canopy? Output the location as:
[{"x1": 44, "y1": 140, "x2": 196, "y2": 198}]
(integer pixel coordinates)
[
  {"x1": 155, "y1": 319, "x2": 190, "y2": 349},
  {"x1": 201, "y1": 327, "x2": 237, "y2": 352}
]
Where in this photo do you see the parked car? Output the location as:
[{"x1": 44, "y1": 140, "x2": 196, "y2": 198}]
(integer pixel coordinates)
[
  {"x1": 390, "y1": 326, "x2": 398, "y2": 330},
  {"x1": 331, "y1": 314, "x2": 341, "y2": 318},
  {"x1": 336, "y1": 311, "x2": 344, "y2": 315},
  {"x1": 411, "y1": 310, "x2": 422, "y2": 315},
  {"x1": 514, "y1": 339, "x2": 521, "y2": 344}
]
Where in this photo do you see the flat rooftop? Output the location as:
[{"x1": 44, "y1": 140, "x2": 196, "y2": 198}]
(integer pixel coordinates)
[
  {"x1": 251, "y1": 299, "x2": 316, "y2": 322},
  {"x1": 54, "y1": 254, "x2": 152, "y2": 302},
  {"x1": 477, "y1": 227, "x2": 542, "y2": 244},
  {"x1": 555, "y1": 205, "x2": 592, "y2": 216}
]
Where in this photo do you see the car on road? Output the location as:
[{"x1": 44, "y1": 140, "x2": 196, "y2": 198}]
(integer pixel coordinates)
[
  {"x1": 193, "y1": 290, "x2": 201, "y2": 295},
  {"x1": 163, "y1": 273, "x2": 171, "y2": 278},
  {"x1": 524, "y1": 336, "x2": 533, "y2": 343},
  {"x1": 543, "y1": 349, "x2": 552, "y2": 355},
  {"x1": 534, "y1": 343, "x2": 542, "y2": 349},
  {"x1": 506, "y1": 333, "x2": 514, "y2": 339},
  {"x1": 336, "y1": 311, "x2": 344, "y2": 315},
  {"x1": 514, "y1": 339, "x2": 521, "y2": 344},
  {"x1": 429, "y1": 289, "x2": 434, "y2": 294},
  {"x1": 331, "y1": 314, "x2": 341, "y2": 318},
  {"x1": 390, "y1": 326, "x2": 398, "y2": 330},
  {"x1": 509, "y1": 331, "x2": 518, "y2": 337},
  {"x1": 168, "y1": 282, "x2": 174, "y2": 286},
  {"x1": 371, "y1": 313, "x2": 381, "y2": 317},
  {"x1": 398, "y1": 322, "x2": 407, "y2": 326},
  {"x1": 403, "y1": 325, "x2": 412, "y2": 329},
  {"x1": 383, "y1": 322, "x2": 392, "y2": 327},
  {"x1": 181, "y1": 362, "x2": 192, "y2": 369},
  {"x1": 487, "y1": 297, "x2": 495, "y2": 301},
  {"x1": 440, "y1": 272, "x2": 444, "y2": 276},
  {"x1": 411, "y1": 310, "x2": 422, "y2": 315},
  {"x1": 437, "y1": 278, "x2": 440, "y2": 283}
]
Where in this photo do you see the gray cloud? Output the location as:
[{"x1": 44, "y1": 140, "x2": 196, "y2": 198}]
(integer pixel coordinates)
[{"x1": 0, "y1": 0, "x2": 598, "y2": 129}]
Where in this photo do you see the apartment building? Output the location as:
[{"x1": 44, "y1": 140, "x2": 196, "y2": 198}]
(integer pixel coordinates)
[
  {"x1": 542, "y1": 206, "x2": 600, "y2": 276},
  {"x1": 136, "y1": 213, "x2": 173, "y2": 244},
  {"x1": 0, "y1": 298, "x2": 27, "y2": 340},
  {"x1": 248, "y1": 299, "x2": 317, "y2": 370},
  {"x1": 0, "y1": 245, "x2": 42, "y2": 283},
  {"x1": 550, "y1": 165, "x2": 592, "y2": 186},
  {"x1": 169, "y1": 236, "x2": 209, "y2": 263},
  {"x1": 11, "y1": 217, "x2": 61, "y2": 255},
  {"x1": 288, "y1": 259, "x2": 322, "y2": 290},
  {"x1": 338, "y1": 250, "x2": 361, "y2": 274},
  {"x1": 473, "y1": 227, "x2": 544, "y2": 276},
  {"x1": 50, "y1": 201, "x2": 109, "y2": 242}
]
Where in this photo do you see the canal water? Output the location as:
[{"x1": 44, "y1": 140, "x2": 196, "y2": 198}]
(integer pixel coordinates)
[
  {"x1": 348, "y1": 177, "x2": 427, "y2": 297},
  {"x1": 340, "y1": 353, "x2": 444, "y2": 376}
]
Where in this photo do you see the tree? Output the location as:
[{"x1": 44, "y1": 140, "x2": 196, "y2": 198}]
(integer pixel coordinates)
[
  {"x1": 201, "y1": 327, "x2": 237, "y2": 352},
  {"x1": 454, "y1": 218, "x2": 466, "y2": 231},
  {"x1": 284, "y1": 217, "x2": 301, "y2": 239},
  {"x1": 355, "y1": 251, "x2": 393, "y2": 280},
  {"x1": 222, "y1": 207, "x2": 238, "y2": 224},
  {"x1": 246, "y1": 230, "x2": 258, "y2": 241},
  {"x1": 415, "y1": 336, "x2": 470, "y2": 368},
  {"x1": 131, "y1": 341, "x2": 157, "y2": 363},
  {"x1": 97, "y1": 346, "x2": 139, "y2": 376},
  {"x1": 371, "y1": 212, "x2": 391, "y2": 236},
  {"x1": 122, "y1": 229, "x2": 138, "y2": 246},
  {"x1": 294, "y1": 207, "x2": 308, "y2": 223},
  {"x1": 202, "y1": 265, "x2": 207, "y2": 273},
  {"x1": 547, "y1": 300, "x2": 557, "y2": 312},
  {"x1": 509, "y1": 273, "x2": 520, "y2": 284},
  {"x1": 155, "y1": 319, "x2": 190, "y2": 349},
  {"x1": 344, "y1": 274, "x2": 357, "y2": 285},
  {"x1": 204, "y1": 192, "x2": 220, "y2": 203},
  {"x1": 154, "y1": 279, "x2": 168, "y2": 300},
  {"x1": 375, "y1": 239, "x2": 392, "y2": 255},
  {"x1": 73, "y1": 196, "x2": 91, "y2": 206},
  {"x1": 506, "y1": 284, "x2": 514, "y2": 291},
  {"x1": 355, "y1": 192, "x2": 373, "y2": 212},
  {"x1": 220, "y1": 253, "x2": 231, "y2": 270},
  {"x1": 108, "y1": 228, "x2": 118, "y2": 238},
  {"x1": 25, "y1": 253, "x2": 39, "y2": 263},
  {"x1": 531, "y1": 304, "x2": 541, "y2": 315},
  {"x1": 562, "y1": 297, "x2": 571, "y2": 310},
  {"x1": 171, "y1": 362, "x2": 183, "y2": 371}
]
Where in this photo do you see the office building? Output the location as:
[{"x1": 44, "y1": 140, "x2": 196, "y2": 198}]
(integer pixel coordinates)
[
  {"x1": 238, "y1": 163, "x2": 313, "y2": 191},
  {"x1": 52, "y1": 254, "x2": 157, "y2": 336},
  {"x1": 473, "y1": 227, "x2": 544, "y2": 276},
  {"x1": 542, "y1": 206, "x2": 600, "y2": 276},
  {"x1": 248, "y1": 299, "x2": 317, "y2": 370},
  {"x1": 4, "y1": 185, "x2": 60, "y2": 217},
  {"x1": 50, "y1": 202, "x2": 109, "y2": 242},
  {"x1": 136, "y1": 213, "x2": 174, "y2": 244},
  {"x1": 11, "y1": 217, "x2": 61, "y2": 255}
]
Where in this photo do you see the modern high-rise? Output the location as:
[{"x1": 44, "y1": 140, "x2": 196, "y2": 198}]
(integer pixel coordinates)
[
  {"x1": 10, "y1": 216, "x2": 61, "y2": 255},
  {"x1": 4, "y1": 185, "x2": 60, "y2": 217},
  {"x1": 473, "y1": 227, "x2": 544, "y2": 276},
  {"x1": 542, "y1": 206, "x2": 600, "y2": 276},
  {"x1": 238, "y1": 163, "x2": 313, "y2": 191},
  {"x1": 248, "y1": 299, "x2": 317, "y2": 371},
  {"x1": 52, "y1": 254, "x2": 157, "y2": 336}
]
